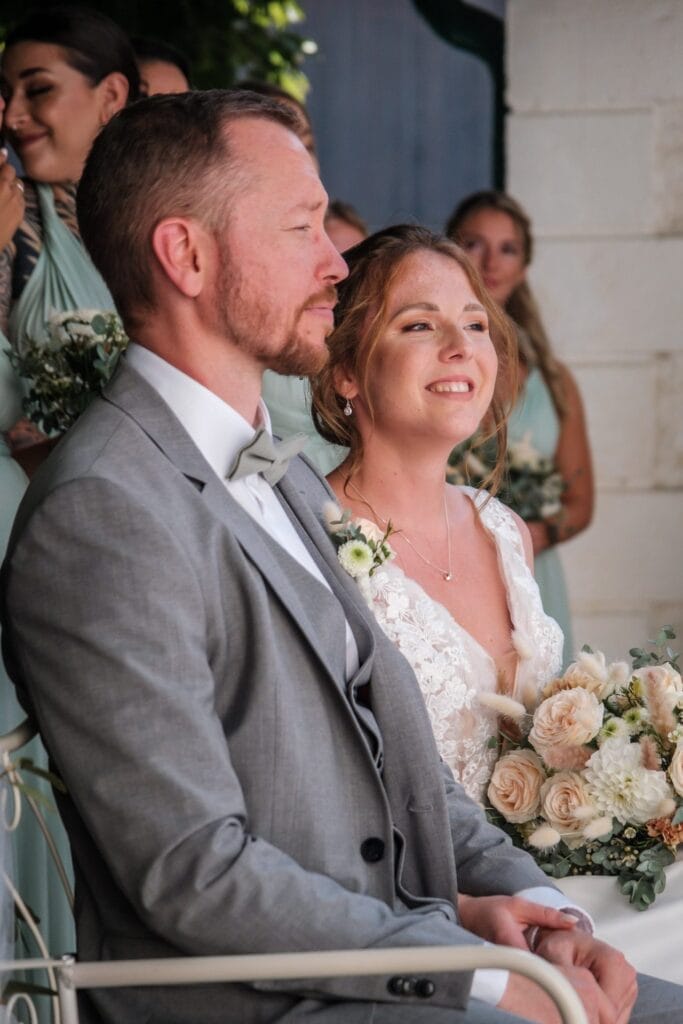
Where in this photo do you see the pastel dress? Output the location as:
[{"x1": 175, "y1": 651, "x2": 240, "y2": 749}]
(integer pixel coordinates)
[
  {"x1": 1, "y1": 183, "x2": 116, "y2": 971},
  {"x1": 262, "y1": 370, "x2": 347, "y2": 475},
  {"x1": 507, "y1": 366, "x2": 574, "y2": 669},
  {"x1": 355, "y1": 487, "x2": 563, "y2": 804}
]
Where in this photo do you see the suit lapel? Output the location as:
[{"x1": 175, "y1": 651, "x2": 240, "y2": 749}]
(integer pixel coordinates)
[
  {"x1": 103, "y1": 363, "x2": 349, "y2": 690},
  {"x1": 275, "y1": 469, "x2": 377, "y2": 667}
]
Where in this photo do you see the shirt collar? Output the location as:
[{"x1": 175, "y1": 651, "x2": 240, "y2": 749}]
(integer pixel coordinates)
[{"x1": 125, "y1": 343, "x2": 271, "y2": 480}]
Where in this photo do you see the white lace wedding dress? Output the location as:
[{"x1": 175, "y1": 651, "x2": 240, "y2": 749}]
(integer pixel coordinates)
[{"x1": 358, "y1": 486, "x2": 563, "y2": 804}]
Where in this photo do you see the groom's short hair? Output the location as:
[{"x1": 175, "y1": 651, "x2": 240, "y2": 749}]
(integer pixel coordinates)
[{"x1": 77, "y1": 90, "x2": 304, "y2": 327}]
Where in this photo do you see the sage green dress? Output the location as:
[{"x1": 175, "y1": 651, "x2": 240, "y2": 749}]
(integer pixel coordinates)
[
  {"x1": 1, "y1": 184, "x2": 116, "y2": 981},
  {"x1": 507, "y1": 367, "x2": 574, "y2": 668},
  {"x1": 262, "y1": 371, "x2": 347, "y2": 475}
]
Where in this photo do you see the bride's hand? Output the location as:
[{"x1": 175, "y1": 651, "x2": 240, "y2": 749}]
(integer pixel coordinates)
[{"x1": 458, "y1": 894, "x2": 577, "y2": 949}]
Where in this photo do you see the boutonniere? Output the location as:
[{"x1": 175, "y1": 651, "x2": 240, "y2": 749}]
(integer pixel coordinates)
[{"x1": 323, "y1": 502, "x2": 395, "y2": 579}]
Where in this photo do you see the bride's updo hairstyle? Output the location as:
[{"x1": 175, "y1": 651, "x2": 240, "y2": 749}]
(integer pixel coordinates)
[{"x1": 311, "y1": 224, "x2": 518, "y2": 491}]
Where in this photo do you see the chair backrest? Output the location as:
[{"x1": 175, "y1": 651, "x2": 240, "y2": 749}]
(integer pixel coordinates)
[{"x1": 1, "y1": 717, "x2": 74, "y2": 1024}]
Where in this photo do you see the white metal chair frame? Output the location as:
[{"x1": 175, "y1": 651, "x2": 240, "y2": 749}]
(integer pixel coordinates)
[
  {"x1": 0, "y1": 719, "x2": 588, "y2": 1024},
  {"x1": 1, "y1": 718, "x2": 75, "y2": 1024},
  {"x1": 2, "y1": 947, "x2": 588, "y2": 1024}
]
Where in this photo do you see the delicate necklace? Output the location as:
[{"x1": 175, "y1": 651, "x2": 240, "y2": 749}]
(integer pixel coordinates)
[{"x1": 346, "y1": 479, "x2": 453, "y2": 582}]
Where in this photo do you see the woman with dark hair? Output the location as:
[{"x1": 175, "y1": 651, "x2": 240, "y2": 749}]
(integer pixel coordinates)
[
  {"x1": 311, "y1": 225, "x2": 563, "y2": 804},
  {"x1": 0, "y1": 5, "x2": 138, "y2": 985},
  {"x1": 446, "y1": 192, "x2": 595, "y2": 667},
  {"x1": 0, "y1": 4, "x2": 138, "y2": 430}
]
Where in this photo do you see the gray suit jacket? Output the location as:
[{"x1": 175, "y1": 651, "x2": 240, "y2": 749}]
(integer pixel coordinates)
[{"x1": 1, "y1": 363, "x2": 551, "y2": 1023}]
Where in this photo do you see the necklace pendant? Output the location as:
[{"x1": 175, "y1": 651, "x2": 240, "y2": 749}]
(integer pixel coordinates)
[{"x1": 443, "y1": 571, "x2": 453, "y2": 582}]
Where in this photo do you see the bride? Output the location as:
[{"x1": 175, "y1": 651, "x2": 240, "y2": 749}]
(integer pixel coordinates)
[{"x1": 311, "y1": 224, "x2": 563, "y2": 804}]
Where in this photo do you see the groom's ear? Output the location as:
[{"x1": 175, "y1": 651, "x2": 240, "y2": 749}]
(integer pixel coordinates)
[{"x1": 151, "y1": 217, "x2": 209, "y2": 299}]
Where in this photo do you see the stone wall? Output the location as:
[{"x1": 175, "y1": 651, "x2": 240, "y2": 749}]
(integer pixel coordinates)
[{"x1": 506, "y1": 0, "x2": 683, "y2": 658}]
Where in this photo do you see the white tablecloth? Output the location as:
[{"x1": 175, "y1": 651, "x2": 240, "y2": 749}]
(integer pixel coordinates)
[{"x1": 556, "y1": 859, "x2": 683, "y2": 984}]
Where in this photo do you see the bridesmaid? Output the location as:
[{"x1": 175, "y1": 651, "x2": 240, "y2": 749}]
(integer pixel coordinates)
[
  {"x1": 447, "y1": 191, "x2": 595, "y2": 666},
  {"x1": 0, "y1": 7, "x2": 138, "y2": 997},
  {"x1": 0, "y1": 5, "x2": 138, "y2": 457}
]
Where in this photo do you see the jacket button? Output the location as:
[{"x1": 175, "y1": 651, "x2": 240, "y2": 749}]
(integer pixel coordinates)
[
  {"x1": 387, "y1": 976, "x2": 405, "y2": 996},
  {"x1": 415, "y1": 978, "x2": 436, "y2": 998},
  {"x1": 360, "y1": 837, "x2": 385, "y2": 862},
  {"x1": 387, "y1": 976, "x2": 418, "y2": 996}
]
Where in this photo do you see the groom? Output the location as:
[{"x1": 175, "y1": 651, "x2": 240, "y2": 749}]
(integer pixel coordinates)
[{"x1": 1, "y1": 91, "x2": 676, "y2": 1024}]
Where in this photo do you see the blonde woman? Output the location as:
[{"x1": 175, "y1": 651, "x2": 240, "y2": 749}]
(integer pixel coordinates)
[{"x1": 446, "y1": 192, "x2": 595, "y2": 666}]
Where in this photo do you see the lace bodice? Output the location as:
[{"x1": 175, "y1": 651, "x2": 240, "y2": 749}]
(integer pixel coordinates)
[{"x1": 358, "y1": 487, "x2": 563, "y2": 803}]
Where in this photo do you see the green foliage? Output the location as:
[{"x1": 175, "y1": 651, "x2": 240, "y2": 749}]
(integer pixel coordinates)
[
  {"x1": 629, "y1": 625, "x2": 679, "y2": 671},
  {"x1": 0, "y1": 0, "x2": 316, "y2": 97},
  {"x1": 10, "y1": 310, "x2": 129, "y2": 434},
  {"x1": 448, "y1": 433, "x2": 565, "y2": 524}
]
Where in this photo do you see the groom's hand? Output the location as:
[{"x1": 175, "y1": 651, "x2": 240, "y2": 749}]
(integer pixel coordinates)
[
  {"x1": 533, "y1": 928, "x2": 638, "y2": 1024},
  {"x1": 499, "y1": 966, "x2": 621, "y2": 1024},
  {"x1": 458, "y1": 894, "x2": 577, "y2": 949}
]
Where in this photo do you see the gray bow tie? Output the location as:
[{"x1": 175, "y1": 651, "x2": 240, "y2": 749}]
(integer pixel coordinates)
[{"x1": 227, "y1": 429, "x2": 308, "y2": 485}]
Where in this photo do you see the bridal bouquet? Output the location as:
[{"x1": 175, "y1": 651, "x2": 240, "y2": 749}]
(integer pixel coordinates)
[
  {"x1": 447, "y1": 432, "x2": 564, "y2": 522},
  {"x1": 485, "y1": 627, "x2": 682, "y2": 910},
  {"x1": 10, "y1": 309, "x2": 129, "y2": 434}
]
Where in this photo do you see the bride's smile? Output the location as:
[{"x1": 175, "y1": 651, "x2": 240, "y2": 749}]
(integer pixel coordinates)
[{"x1": 334, "y1": 248, "x2": 498, "y2": 453}]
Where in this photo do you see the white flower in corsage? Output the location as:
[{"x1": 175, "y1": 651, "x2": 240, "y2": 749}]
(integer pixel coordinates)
[
  {"x1": 326, "y1": 505, "x2": 395, "y2": 581},
  {"x1": 485, "y1": 628, "x2": 683, "y2": 910}
]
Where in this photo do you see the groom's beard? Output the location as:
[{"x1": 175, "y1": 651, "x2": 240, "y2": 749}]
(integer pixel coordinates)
[{"x1": 211, "y1": 238, "x2": 336, "y2": 377}]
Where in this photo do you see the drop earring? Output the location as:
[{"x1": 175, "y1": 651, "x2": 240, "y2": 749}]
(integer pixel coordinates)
[{"x1": 343, "y1": 399, "x2": 353, "y2": 417}]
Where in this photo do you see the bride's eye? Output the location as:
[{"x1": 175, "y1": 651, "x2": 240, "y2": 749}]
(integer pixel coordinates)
[
  {"x1": 402, "y1": 320, "x2": 433, "y2": 332},
  {"x1": 465, "y1": 319, "x2": 487, "y2": 333}
]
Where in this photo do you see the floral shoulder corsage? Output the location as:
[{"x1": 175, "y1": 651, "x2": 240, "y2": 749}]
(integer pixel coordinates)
[{"x1": 324, "y1": 502, "x2": 395, "y2": 583}]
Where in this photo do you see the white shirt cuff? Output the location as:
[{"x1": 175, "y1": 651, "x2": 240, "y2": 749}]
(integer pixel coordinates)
[
  {"x1": 470, "y1": 960, "x2": 509, "y2": 1005},
  {"x1": 516, "y1": 885, "x2": 594, "y2": 937}
]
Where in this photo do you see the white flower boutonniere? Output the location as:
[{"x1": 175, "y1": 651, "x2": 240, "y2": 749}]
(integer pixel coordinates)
[{"x1": 324, "y1": 502, "x2": 395, "y2": 580}]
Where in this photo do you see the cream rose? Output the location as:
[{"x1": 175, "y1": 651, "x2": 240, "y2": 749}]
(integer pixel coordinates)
[
  {"x1": 355, "y1": 517, "x2": 386, "y2": 545},
  {"x1": 540, "y1": 771, "x2": 596, "y2": 835},
  {"x1": 670, "y1": 741, "x2": 683, "y2": 798},
  {"x1": 487, "y1": 749, "x2": 546, "y2": 824},
  {"x1": 530, "y1": 689, "x2": 604, "y2": 754},
  {"x1": 542, "y1": 650, "x2": 627, "y2": 701}
]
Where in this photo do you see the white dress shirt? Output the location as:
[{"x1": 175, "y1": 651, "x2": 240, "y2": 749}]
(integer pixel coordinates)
[
  {"x1": 124, "y1": 343, "x2": 591, "y2": 1007},
  {"x1": 126, "y1": 344, "x2": 359, "y2": 681}
]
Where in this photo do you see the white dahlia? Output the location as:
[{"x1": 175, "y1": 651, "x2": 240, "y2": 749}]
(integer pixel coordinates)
[{"x1": 584, "y1": 738, "x2": 673, "y2": 825}]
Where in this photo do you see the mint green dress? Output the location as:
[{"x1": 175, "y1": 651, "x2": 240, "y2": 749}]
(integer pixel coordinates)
[
  {"x1": 262, "y1": 371, "x2": 347, "y2": 476},
  {"x1": 507, "y1": 367, "x2": 574, "y2": 668},
  {"x1": 1, "y1": 184, "x2": 116, "y2": 979}
]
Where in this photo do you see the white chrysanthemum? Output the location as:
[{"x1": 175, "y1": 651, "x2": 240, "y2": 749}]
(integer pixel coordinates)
[
  {"x1": 623, "y1": 706, "x2": 649, "y2": 734},
  {"x1": 598, "y1": 716, "x2": 630, "y2": 745},
  {"x1": 337, "y1": 539, "x2": 374, "y2": 578},
  {"x1": 584, "y1": 738, "x2": 673, "y2": 824}
]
